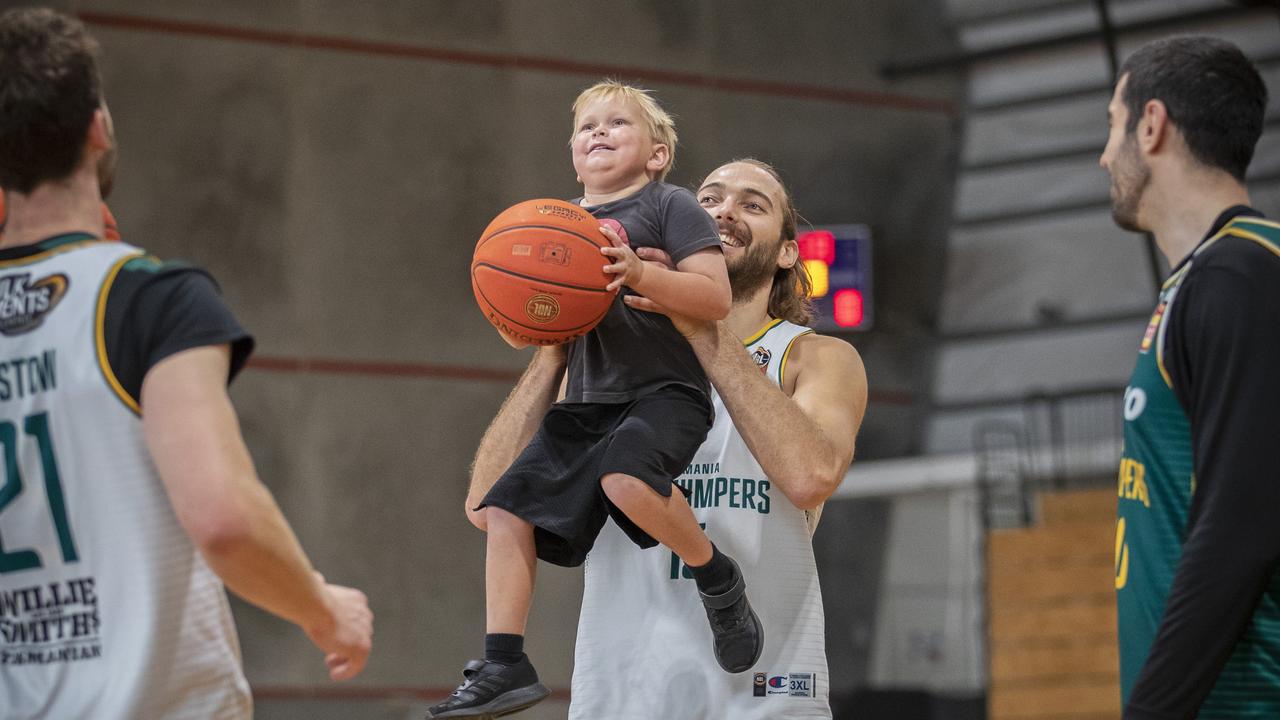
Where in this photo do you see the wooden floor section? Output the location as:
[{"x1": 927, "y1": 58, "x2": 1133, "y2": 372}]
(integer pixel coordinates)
[{"x1": 988, "y1": 487, "x2": 1120, "y2": 720}]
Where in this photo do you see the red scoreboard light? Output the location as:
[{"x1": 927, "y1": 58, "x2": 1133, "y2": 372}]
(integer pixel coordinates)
[{"x1": 797, "y1": 224, "x2": 872, "y2": 331}]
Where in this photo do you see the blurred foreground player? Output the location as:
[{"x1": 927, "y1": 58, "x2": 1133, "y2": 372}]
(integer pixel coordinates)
[
  {"x1": 1101, "y1": 36, "x2": 1279, "y2": 718},
  {"x1": 0, "y1": 9, "x2": 371, "y2": 719}
]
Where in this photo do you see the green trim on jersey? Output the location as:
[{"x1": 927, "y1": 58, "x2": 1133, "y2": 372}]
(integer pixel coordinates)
[{"x1": 0, "y1": 233, "x2": 100, "y2": 268}]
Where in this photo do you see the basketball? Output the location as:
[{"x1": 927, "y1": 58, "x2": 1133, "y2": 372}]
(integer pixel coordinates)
[{"x1": 472, "y1": 198, "x2": 618, "y2": 346}]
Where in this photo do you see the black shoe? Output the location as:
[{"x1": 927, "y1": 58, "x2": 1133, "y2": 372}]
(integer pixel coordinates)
[
  {"x1": 425, "y1": 657, "x2": 550, "y2": 718},
  {"x1": 699, "y1": 557, "x2": 764, "y2": 673}
]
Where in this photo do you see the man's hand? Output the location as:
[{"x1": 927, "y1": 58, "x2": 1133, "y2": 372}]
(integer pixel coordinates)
[
  {"x1": 305, "y1": 577, "x2": 374, "y2": 681},
  {"x1": 599, "y1": 224, "x2": 644, "y2": 292},
  {"x1": 622, "y1": 246, "x2": 713, "y2": 339},
  {"x1": 622, "y1": 293, "x2": 711, "y2": 340},
  {"x1": 634, "y1": 246, "x2": 675, "y2": 270},
  {"x1": 464, "y1": 343, "x2": 567, "y2": 533},
  {"x1": 499, "y1": 331, "x2": 530, "y2": 350}
]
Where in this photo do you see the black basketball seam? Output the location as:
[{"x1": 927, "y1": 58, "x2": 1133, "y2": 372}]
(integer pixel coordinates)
[
  {"x1": 473, "y1": 268, "x2": 616, "y2": 333},
  {"x1": 471, "y1": 262, "x2": 614, "y2": 294},
  {"x1": 476, "y1": 223, "x2": 607, "y2": 254}
]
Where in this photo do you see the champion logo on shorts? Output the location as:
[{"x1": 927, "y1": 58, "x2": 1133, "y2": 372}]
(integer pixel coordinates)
[{"x1": 756, "y1": 671, "x2": 817, "y2": 698}]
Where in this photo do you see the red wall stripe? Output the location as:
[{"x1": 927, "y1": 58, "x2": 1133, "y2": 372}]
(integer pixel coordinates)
[
  {"x1": 77, "y1": 10, "x2": 955, "y2": 115},
  {"x1": 246, "y1": 355, "x2": 523, "y2": 383},
  {"x1": 245, "y1": 354, "x2": 913, "y2": 405}
]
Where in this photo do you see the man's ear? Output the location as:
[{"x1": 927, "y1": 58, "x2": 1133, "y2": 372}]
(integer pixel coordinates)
[
  {"x1": 86, "y1": 107, "x2": 111, "y2": 152},
  {"x1": 1138, "y1": 98, "x2": 1170, "y2": 155},
  {"x1": 778, "y1": 238, "x2": 799, "y2": 269}
]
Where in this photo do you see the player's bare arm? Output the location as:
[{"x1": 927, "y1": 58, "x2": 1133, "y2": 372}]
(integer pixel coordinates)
[
  {"x1": 696, "y1": 326, "x2": 865, "y2": 509},
  {"x1": 141, "y1": 344, "x2": 373, "y2": 681},
  {"x1": 466, "y1": 344, "x2": 568, "y2": 531},
  {"x1": 624, "y1": 288, "x2": 866, "y2": 510},
  {"x1": 600, "y1": 224, "x2": 730, "y2": 321}
]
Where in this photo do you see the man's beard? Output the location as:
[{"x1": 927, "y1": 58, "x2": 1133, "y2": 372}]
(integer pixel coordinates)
[
  {"x1": 724, "y1": 222, "x2": 778, "y2": 301},
  {"x1": 1110, "y1": 136, "x2": 1150, "y2": 232}
]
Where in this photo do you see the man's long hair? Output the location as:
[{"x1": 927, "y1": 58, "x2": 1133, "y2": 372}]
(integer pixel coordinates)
[{"x1": 732, "y1": 159, "x2": 814, "y2": 326}]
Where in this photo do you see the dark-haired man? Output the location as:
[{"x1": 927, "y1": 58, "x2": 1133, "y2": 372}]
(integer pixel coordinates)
[
  {"x1": 0, "y1": 9, "x2": 371, "y2": 718},
  {"x1": 1101, "y1": 36, "x2": 1279, "y2": 718},
  {"x1": 467, "y1": 159, "x2": 867, "y2": 719}
]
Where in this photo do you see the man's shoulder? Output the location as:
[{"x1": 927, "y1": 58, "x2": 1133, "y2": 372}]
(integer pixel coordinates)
[
  {"x1": 783, "y1": 331, "x2": 865, "y2": 389},
  {"x1": 789, "y1": 332, "x2": 863, "y2": 369},
  {"x1": 1226, "y1": 215, "x2": 1280, "y2": 244},
  {"x1": 1192, "y1": 220, "x2": 1280, "y2": 286},
  {"x1": 115, "y1": 252, "x2": 208, "y2": 280}
]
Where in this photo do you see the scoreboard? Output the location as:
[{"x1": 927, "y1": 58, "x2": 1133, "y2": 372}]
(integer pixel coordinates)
[{"x1": 797, "y1": 224, "x2": 872, "y2": 332}]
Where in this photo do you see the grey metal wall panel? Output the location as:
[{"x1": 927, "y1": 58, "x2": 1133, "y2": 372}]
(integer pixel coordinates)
[
  {"x1": 963, "y1": 91, "x2": 1110, "y2": 166},
  {"x1": 945, "y1": 0, "x2": 1081, "y2": 25},
  {"x1": 955, "y1": 135, "x2": 1278, "y2": 223},
  {"x1": 1250, "y1": 130, "x2": 1280, "y2": 179},
  {"x1": 957, "y1": 0, "x2": 1226, "y2": 51},
  {"x1": 956, "y1": 155, "x2": 1105, "y2": 221},
  {"x1": 965, "y1": 63, "x2": 1280, "y2": 168},
  {"x1": 967, "y1": 14, "x2": 1278, "y2": 109},
  {"x1": 959, "y1": 3, "x2": 1099, "y2": 51},
  {"x1": 925, "y1": 404, "x2": 1034, "y2": 455},
  {"x1": 968, "y1": 44, "x2": 1112, "y2": 108},
  {"x1": 933, "y1": 321, "x2": 1144, "y2": 404},
  {"x1": 941, "y1": 209, "x2": 1155, "y2": 332},
  {"x1": 1114, "y1": 14, "x2": 1280, "y2": 63}
]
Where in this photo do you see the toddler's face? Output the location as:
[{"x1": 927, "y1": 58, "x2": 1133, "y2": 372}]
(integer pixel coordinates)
[{"x1": 571, "y1": 96, "x2": 659, "y2": 190}]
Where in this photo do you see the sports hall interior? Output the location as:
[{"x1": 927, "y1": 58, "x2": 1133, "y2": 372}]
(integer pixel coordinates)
[{"x1": 26, "y1": 1, "x2": 1280, "y2": 718}]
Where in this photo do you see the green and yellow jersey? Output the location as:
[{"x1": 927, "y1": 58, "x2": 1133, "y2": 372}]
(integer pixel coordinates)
[{"x1": 1119, "y1": 207, "x2": 1280, "y2": 718}]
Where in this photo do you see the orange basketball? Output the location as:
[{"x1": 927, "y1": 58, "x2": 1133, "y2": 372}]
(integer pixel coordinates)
[{"x1": 472, "y1": 198, "x2": 618, "y2": 346}]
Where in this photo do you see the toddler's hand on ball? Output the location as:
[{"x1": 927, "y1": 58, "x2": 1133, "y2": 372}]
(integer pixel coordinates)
[{"x1": 600, "y1": 225, "x2": 643, "y2": 292}]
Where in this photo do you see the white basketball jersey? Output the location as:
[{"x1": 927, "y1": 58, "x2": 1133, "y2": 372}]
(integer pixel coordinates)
[
  {"x1": 0, "y1": 238, "x2": 251, "y2": 719},
  {"x1": 571, "y1": 319, "x2": 831, "y2": 719}
]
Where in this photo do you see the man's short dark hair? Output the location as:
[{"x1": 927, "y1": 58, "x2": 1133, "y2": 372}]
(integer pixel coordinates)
[
  {"x1": 1119, "y1": 36, "x2": 1267, "y2": 182},
  {"x1": 0, "y1": 7, "x2": 102, "y2": 194}
]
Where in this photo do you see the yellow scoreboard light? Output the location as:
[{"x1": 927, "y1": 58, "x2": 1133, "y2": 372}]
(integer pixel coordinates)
[
  {"x1": 804, "y1": 259, "x2": 829, "y2": 298},
  {"x1": 797, "y1": 224, "x2": 872, "y2": 331}
]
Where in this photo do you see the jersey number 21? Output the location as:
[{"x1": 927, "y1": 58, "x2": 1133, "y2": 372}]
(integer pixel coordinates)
[{"x1": 0, "y1": 412, "x2": 78, "y2": 573}]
